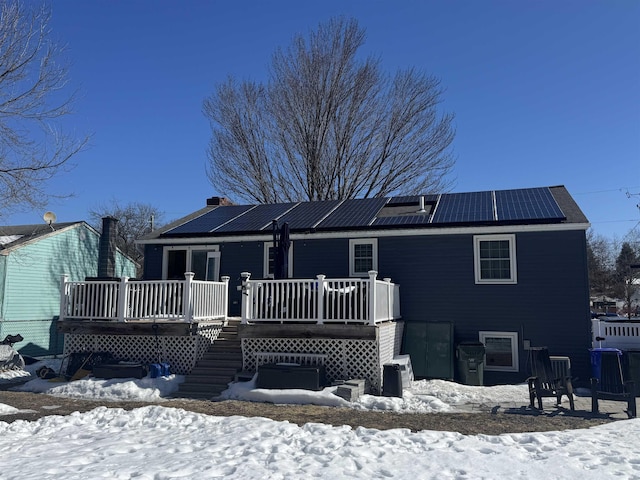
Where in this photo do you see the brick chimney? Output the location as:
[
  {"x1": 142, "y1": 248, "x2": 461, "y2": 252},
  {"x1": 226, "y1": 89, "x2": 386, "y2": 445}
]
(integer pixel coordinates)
[
  {"x1": 206, "y1": 196, "x2": 233, "y2": 206},
  {"x1": 98, "y1": 216, "x2": 118, "y2": 278}
]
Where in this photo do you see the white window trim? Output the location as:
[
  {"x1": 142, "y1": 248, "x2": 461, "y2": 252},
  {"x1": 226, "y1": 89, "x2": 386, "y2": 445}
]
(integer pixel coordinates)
[
  {"x1": 263, "y1": 241, "x2": 294, "y2": 279},
  {"x1": 473, "y1": 234, "x2": 517, "y2": 284},
  {"x1": 162, "y1": 245, "x2": 219, "y2": 279},
  {"x1": 349, "y1": 238, "x2": 378, "y2": 277},
  {"x1": 479, "y1": 331, "x2": 519, "y2": 372}
]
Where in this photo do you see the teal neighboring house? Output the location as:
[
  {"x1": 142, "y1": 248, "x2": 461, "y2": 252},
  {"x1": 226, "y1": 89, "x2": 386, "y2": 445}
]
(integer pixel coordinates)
[{"x1": 0, "y1": 220, "x2": 137, "y2": 357}]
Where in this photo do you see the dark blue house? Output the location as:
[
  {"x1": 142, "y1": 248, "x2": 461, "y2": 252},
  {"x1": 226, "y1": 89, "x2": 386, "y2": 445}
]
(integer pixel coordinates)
[{"x1": 139, "y1": 185, "x2": 591, "y2": 388}]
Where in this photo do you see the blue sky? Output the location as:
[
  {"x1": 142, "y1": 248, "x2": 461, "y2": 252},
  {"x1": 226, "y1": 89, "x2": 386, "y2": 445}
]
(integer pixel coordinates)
[{"x1": 5, "y1": 0, "x2": 639, "y2": 240}]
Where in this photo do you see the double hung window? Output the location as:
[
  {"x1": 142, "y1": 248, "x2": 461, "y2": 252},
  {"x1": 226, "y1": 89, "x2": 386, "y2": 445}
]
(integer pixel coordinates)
[
  {"x1": 349, "y1": 239, "x2": 377, "y2": 277},
  {"x1": 473, "y1": 235, "x2": 517, "y2": 284}
]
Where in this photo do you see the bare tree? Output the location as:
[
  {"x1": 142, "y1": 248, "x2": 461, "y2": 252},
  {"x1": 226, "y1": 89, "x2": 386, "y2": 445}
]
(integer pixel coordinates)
[
  {"x1": 204, "y1": 17, "x2": 455, "y2": 204},
  {"x1": 614, "y1": 242, "x2": 640, "y2": 319},
  {"x1": 0, "y1": 1, "x2": 88, "y2": 214},
  {"x1": 587, "y1": 229, "x2": 616, "y2": 298},
  {"x1": 89, "y1": 201, "x2": 164, "y2": 277}
]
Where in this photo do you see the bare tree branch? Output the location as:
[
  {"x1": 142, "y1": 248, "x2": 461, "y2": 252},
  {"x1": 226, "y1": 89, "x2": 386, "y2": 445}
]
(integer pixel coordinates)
[
  {"x1": 89, "y1": 200, "x2": 165, "y2": 277},
  {"x1": 204, "y1": 17, "x2": 455, "y2": 203},
  {"x1": 0, "y1": 1, "x2": 89, "y2": 215}
]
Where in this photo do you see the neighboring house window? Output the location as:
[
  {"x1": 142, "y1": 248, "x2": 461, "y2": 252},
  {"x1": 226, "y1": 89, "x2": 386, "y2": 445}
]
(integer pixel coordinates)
[
  {"x1": 163, "y1": 246, "x2": 220, "y2": 281},
  {"x1": 263, "y1": 242, "x2": 294, "y2": 278},
  {"x1": 473, "y1": 234, "x2": 517, "y2": 284},
  {"x1": 479, "y1": 331, "x2": 519, "y2": 372},
  {"x1": 349, "y1": 239, "x2": 377, "y2": 277}
]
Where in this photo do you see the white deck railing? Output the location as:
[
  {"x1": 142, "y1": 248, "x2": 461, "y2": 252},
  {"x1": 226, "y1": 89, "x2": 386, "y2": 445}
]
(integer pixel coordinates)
[
  {"x1": 592, "y1": 318, "x2": 640, "y2": 350},
  {"x1": 60, "y1": 273, "x2": 229, "y2": 323},
  {"x1": 240, "y1": 271, "x2": 400, "y2": 325}
]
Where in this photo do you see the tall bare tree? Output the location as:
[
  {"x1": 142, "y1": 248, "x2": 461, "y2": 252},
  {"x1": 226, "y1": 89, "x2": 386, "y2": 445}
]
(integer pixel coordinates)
[
  {"x1": 204, "y1": 17, "x2": 455, "y2": 204},
  {"x1": 587, "y1": 229, "x2": 616, "y2": 298},
  {"x1": 614, "y1": 242, "x2": 640, "y2": 319},
  {"x1": 0, "y1": 1, "x2": 88, "y2": 214},
  {"x1": 89, "y1": 201, "x2": 164, "y2": 277}
]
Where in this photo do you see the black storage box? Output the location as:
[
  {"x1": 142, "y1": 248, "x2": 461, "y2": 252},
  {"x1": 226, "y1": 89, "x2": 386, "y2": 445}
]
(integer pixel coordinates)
[
  {"x1": 257, "y1": 363, "x2": 326, "y2": 390},
  {"x1": 92, "y1": 363, "x2": 148, "y2": 379}
]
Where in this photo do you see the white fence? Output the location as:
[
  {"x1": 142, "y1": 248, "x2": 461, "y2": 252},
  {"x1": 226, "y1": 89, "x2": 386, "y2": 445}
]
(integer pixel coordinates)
[
  {"x1": 592, "y1": 318, "x2": 640, "y2": 350},
  {"x1": 60, "y1": 273, "x2": 229, "y2": 323},
  {"x1": 240, "y1": 271, "x2": 400, "y2": 325}
]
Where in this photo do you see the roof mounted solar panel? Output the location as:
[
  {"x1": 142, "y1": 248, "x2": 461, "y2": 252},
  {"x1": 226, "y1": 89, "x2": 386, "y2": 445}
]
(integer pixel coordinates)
[
  {"x1": 316, "y1": 197, "x2": 388, "y2": 229},
  {"x1": 387, "y1": 195, "x2": 421, "y2": 206},
  {"x1": 274, "y1": 200, "x2": 342, "y2": 230},
  {"x1": 432, "y1": 191, "x2": 494, "y2": 224},
  {"x1": 373, "y1": 214, "x2": 431, "y2": 227},
  {"x1": 216, "y1": 202, "x2": 298, "y2": 232},
  {"x1": 495, "y1": 187, "x2": 565, "y2": 221},
  {"x1": 164, "y1": 205, "x2": 254, "y2": 235}
]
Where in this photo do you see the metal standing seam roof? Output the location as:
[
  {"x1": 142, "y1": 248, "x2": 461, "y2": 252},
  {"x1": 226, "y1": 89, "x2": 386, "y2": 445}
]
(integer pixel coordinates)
[{"x1": 161, "y1": 186, "x2": 572, "y2": 237}]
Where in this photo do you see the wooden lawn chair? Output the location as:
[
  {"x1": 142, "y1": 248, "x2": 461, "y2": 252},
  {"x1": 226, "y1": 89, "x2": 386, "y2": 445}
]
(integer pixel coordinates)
[
  {"x1": 527, "y1": 347, "x2": 575, "y2": 410},
  {"x1": 591, "y1": 350, "x2": 637, "y2": 418}
]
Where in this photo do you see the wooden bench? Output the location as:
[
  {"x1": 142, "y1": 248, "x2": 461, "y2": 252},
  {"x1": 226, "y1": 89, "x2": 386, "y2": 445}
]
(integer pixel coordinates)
[{"x1": 591, "y1": 350, "x2": 637, "y2": 418}]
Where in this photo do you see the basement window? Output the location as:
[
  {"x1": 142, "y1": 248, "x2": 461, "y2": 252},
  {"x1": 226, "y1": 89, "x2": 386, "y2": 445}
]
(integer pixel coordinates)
[{"x1": 479, "y1": 331, "x2": 519, "y2": 372}]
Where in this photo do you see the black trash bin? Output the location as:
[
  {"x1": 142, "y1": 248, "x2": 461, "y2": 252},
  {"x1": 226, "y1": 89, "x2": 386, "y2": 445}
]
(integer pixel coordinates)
[
  {"x1": 382, "y1": 363, "x2": 403, "y2": 397},
  {"x1": 456, "y1": 342, "x2": 486, "y2": 385}
]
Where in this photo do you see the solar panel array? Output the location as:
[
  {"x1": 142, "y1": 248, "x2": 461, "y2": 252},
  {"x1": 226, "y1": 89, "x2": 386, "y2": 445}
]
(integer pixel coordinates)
[
  {"x1": 165, "y1": 205, "x2": 254, "y2": 235},
  {"x1": 316, "y1": 197, "x2": 389, "y2": 229},
  {"x1": 386, "y1": 195, "x2": 420, "y2": 205},
  {"x1": 216, "y1": 203, "x2": 298, "y2": 232},
  {"x1": 432, "y1": 191, "x2": 494, "y2": 224},
  {"x1": 373, "y1": 214, "x2": 431, "y2": 227},
  {"x1": 275, "y1": 200, "x2": 342, "y2": 230},
  {"x1": 495, "y1": 187, "x2": 565, "y2": 222},
  {"x1": 162, "y1": 187, "x2": 568, "y2": 236}
]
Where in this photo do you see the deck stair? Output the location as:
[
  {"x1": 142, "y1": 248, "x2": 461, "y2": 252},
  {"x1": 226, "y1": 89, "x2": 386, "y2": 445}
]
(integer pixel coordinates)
[{"x1": 175, "y1": 318, "x2": 243, "y2": 399}]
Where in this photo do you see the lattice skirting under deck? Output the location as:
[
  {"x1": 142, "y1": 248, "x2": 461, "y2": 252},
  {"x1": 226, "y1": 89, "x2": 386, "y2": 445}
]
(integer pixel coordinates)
[
  {"x1": 242, "y1": 321, "x2": 404, "y2": 394},
  {"x1": 63, "y1": 322, "x2": 224, "y2": 374}
]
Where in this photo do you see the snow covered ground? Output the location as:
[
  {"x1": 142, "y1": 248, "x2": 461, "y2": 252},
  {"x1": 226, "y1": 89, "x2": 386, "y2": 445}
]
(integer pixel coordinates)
[{"x1": 0, "y1": 359, "x2": 638, "y2": 479}]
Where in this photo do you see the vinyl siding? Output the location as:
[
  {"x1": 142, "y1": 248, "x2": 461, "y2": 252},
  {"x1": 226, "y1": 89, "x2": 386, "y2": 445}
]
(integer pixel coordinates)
[
  {"x1": 144, "y1": 229, "x2": 590, "y2": 383},
  {"x1": 143, "y1": 244, "x2": 164, "y2": 279},
  {"x1": 293, "y1": 238, "x2": 349, "y2": 278},
  {"x1": 376, "y1": 230, "x2": 591, "y2": 384},
  {"x1": 0, "y1": 256, "x2": 6, "y2": 319},
  {"x1": 1, "y1": 224, "x2": 136, "y2": 356}
]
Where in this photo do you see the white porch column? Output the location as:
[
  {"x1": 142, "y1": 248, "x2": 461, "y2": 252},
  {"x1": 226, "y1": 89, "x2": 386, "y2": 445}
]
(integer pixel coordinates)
[
  {"x1": 240, "y1": 272, "x2": 251, "y2": 324},
  {"x1": 383, "y1": 277, "x2": 392, "y2": 321},
  {"x1": 59, "y1": 274, "x2": 69, "y2": 321},
  {"x1": 368, "y1": 270, "x2": 378, "y2": 326},
  {"x1": 316, "y1": 274, "x2": 326, "y2": 325},
  {"x1": 117, "y1": 276, "x2": 130, "y2": 322},
  {"x1": 183, "y1": 272, "x2": 195, "y2": 323},
  {"x1": 221, "y1": 276, "x2": 230, "y2": 321}
]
